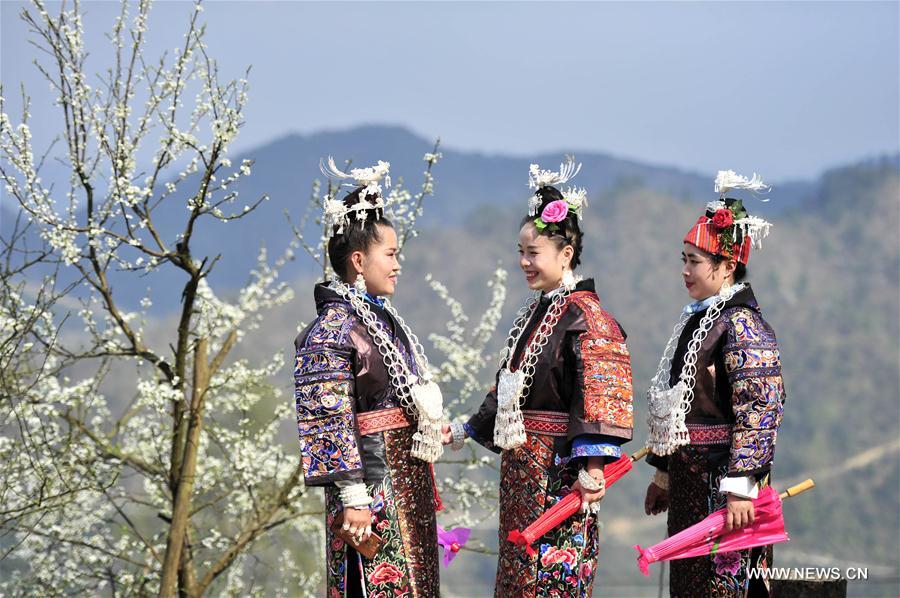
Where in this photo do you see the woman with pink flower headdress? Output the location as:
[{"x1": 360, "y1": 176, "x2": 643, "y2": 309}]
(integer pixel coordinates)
[
  {"x1": 442, "y1": 157, "x2": 634, "y2": 597},
  {"x1": 642, "y1": 170, "x2": 786, "y2": 597}
]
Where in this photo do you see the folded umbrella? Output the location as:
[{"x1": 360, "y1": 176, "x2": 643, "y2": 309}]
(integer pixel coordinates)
[
  {"x1": 508, "y1": 447, "x2": 650, "y2": 557},
  {"x1": 634, "y1": 478, "x2": 815, "y2": 575}
]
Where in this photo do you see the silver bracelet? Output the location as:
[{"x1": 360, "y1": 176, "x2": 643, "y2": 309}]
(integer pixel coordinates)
[
  {"x1": 652, "y1": 469, "x2": 669, "y2": 491},
  {"x1": 578, "y1": 468, "x2": 605, "y2": 492},
  {"x1": 450, "y1": 422, "x2": 467, "y2": 451},
  {"x1": 339, "y1": 482, "x2": 372, "y2": 509}
]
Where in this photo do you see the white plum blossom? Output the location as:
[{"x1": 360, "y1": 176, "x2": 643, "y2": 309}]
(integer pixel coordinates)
[{"x1": 1, "y1": 2, "x2": 509, "y2": 593}]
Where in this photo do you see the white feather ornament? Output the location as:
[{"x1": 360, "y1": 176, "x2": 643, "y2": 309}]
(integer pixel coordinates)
[
  {"x1": 528, "y1": 155, "x2": 582, "y2": 190},
  {"x1": 714, "y1": 170, "x2": 770, "y2": 197}
]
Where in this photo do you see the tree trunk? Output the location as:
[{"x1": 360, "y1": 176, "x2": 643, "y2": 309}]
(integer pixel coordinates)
[{"x1": 159, "y1": 339, "x2": 209, "y2": 597}]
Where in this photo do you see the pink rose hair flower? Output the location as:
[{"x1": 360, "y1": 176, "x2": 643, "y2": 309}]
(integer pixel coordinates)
[{"x1": 541, "y1": 200, "x2": 569, "y2": 224}]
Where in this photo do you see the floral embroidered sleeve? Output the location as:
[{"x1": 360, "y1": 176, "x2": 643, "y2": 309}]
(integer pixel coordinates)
[
  {"x1": 566, "y1": 295, "x2": 634, "y2": 443},
  {"x1": 294, "y1": 305, "x2": 365, "y2": 486},
  {"x1": 723, "y1": 307, "x2": 786, "y2": 478}
]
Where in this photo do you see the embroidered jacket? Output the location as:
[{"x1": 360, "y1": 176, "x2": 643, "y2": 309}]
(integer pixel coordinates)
[
  {"x1": 294, "y1": 283, "x2": 416, "y2": 486},
  {"x1": 648, "y1": 284, "x2": 786, "y2": 478},
  {"x1": 467, "y1": 279, "x2": 634, "y2": 458}
]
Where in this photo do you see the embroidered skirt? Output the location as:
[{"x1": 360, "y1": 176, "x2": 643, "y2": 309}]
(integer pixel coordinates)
[
  {"x1": 667, "y1": 442, "x2": 772, "y2": 598},
  {"x1": 324, "y1": 417, "x2": 439, "y2": 597},
  {"x1": 495, "y1": 411, "x2": 600, "y2": 598}
]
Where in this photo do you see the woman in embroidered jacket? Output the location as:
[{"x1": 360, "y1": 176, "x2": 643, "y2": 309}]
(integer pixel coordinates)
[
  {"x1": 444, "y1": 158, "x2": 634, "y2": 597},
  {"x1": 294, "y1": 158, "x2": 442, "y2": 597},
  {"x1": 643, "y1": 170, "x2": 786, "y2": 598}
]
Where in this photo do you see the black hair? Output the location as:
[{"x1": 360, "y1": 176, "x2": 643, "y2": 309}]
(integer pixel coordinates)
[
  {"x1": 519, "y1": 186, "x2": 584, "y2": 270},
  {"x1": 326, "y1": 186, "x2": 393, "y2": 280},
  {"x1": 710, "y1": 253, "x2": 748, "y2": 282}
]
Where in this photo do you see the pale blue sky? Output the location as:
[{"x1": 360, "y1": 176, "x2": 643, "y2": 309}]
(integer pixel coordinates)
[{"x1": 2, "y1": 0, "x2": 898, "y2": 181}]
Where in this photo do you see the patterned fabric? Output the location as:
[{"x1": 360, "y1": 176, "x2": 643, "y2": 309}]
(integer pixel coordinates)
[
  {"x1": 687, "y1": 423, "x2": 733, "y2": 446},
  {"x1": 570, "y1": 436, "x2": 622, "y2": 460},
  {"x1": 496, "y1": 431, "x2": 600, "y2": 598},
  {"x1": 324, "y1": 428, "x2": 439, "y2": 597},
  {"x1": 567, "y1": 293, "x2": 633, "y2": 429},
  {"x1": 685, "y1": 215, "x2": 752, "y2": 265},
  {"x1": 523, "y1": 410, "x2": 569, "y2": 436},
  {"x1": 722, "y1": 307, "x2": 785, "y2": 476},
  {"x1": 295, "y1": 304, "x2": 361, "y2": 484},
  {"x1": 668, "y1": 445, "x2": 772, "y2": 598},
  {"x1": 383, "y1": 426, "x2": 440, "y2": 595},
  {"x1": 357, "y1": 407, "x2": 412, "y2": 435}
]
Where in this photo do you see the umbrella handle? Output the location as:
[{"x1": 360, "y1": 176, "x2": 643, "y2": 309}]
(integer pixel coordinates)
[
  {"x1": 780, "y1": 478, "x2": 815, "y2": 499},
  {"x1": 631, "y1": 446, "x2": 650, "y2": 462}
]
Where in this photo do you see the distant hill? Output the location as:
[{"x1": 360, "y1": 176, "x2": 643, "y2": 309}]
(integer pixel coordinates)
[{"x1": 0, "y1": 124, "x2": 843, "y2": 310}]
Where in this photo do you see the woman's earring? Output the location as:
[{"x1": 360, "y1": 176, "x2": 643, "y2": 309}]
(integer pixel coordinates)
[
  {"x1": 354, "y1": 273, "x2": 367, "y2": 295},
  {"x1": 562, "y1": 267, "x2": 576, "y2": 290}
]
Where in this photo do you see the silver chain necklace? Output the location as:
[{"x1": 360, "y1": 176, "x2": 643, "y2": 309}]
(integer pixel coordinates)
[
  {"x1": 327, "y1": 280, "x2": 444, "y2": 462},
  {"x1": 493, "y1": 277, "x2": 579, "y2": 450},
  {"x1": 646, "y1": 283, "x2": 744, "y2": 456}
]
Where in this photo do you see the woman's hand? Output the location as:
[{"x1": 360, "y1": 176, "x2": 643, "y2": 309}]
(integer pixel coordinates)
[
  {"x1": 644, "y1": 483, "x2": 669, "y2": 515},
  {"x1": 573, "y1": 457, "x2": 606, "y2": 512},
  {"x1": 341, "y1": 507, "x2": 373, "y2": 542},
  {"x1": 725, "y1": 494, "x2": 755, "y2": 531},
  {"x1": 571, "y1": 478, "x2": 606, "y2": 511},
  {"x1": 441, "y1": 423, "x2": 453, "y2": 446}
]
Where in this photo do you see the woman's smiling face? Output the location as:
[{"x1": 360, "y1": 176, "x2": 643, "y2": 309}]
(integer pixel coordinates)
[
  {"x1": 518, "y1": 223, "x2": 573, "y2": 293},
  {"x1": 351, "y1": 224, "x2": 400, "y2": 296}
]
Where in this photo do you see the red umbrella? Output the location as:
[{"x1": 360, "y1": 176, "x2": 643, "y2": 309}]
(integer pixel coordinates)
[
  {"x1": 507, "y1": 447, "x2": 650, "y2": 556},
  {"x1": 634, "y1": 479, "x2": 815, "y2": 575}
]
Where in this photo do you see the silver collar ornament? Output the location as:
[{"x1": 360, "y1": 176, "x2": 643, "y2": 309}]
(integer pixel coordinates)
[
  {"x1": 646, "y1": 283, "x2": 745, "y2": 456},
  {"x1": 327, "y1": 280, "x2": 444, "y2": 462},
  {"x1": 493, "y1": 272, "x2": 581, "y2": 450}
]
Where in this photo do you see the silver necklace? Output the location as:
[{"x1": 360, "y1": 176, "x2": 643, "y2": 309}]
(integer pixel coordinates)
[
  {"x1": 646, "y1": 283, "x2": 744, "y2": 456},
  {"x1": 493, "y1": 276, "x2": 580, "y2": 450},
  {"x1": 327, "y1": 280, "x2": 444, "y2": 463}
]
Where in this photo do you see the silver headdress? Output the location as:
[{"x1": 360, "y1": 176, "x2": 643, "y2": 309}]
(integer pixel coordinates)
[
  {"x1": 527, "y1": 155, "x2": 585, "y2": 218},
  {"x1": 320, "y1": 156, "x2": 391, "y2": 235},
  {"x1": 528, "y1": 155, "x2": 582, "y2": 190}
]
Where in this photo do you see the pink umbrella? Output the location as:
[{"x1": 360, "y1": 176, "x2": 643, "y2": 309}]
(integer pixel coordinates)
[
  {"x1": 634, "y1": 479, "x2": 815, "y2": 575},
  {"x1": 508, "y1": 447, "x2": 650, "y2": 557}
]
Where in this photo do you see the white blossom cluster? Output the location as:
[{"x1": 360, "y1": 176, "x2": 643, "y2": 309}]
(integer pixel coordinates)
[
  {"x1": 2, "y1": 2, "x2": 511, "y2": 593},
  {"x1": 1, "y1": 1, "x2": 319, "y2": 595}
]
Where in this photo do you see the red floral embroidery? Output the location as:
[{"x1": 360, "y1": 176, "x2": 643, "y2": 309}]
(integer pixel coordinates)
[
  {"x1": 368, "y1": 562, "x2": 403, "y2": 586},
  {"x1": 540, "y1": 547, "x2": 579, "y2": 567}
]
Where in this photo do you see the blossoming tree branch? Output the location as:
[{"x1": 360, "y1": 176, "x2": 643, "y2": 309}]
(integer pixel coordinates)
[{"x1": 0, "y1": 1, "x2": 507, "y2": 595}]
